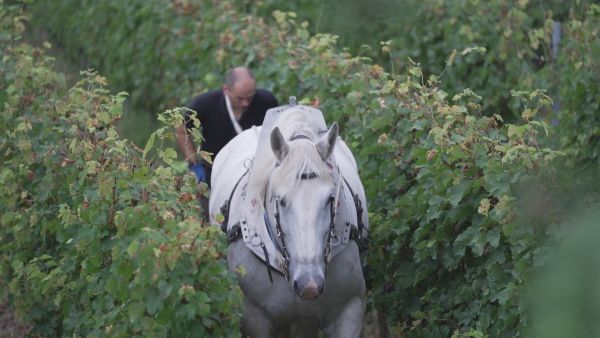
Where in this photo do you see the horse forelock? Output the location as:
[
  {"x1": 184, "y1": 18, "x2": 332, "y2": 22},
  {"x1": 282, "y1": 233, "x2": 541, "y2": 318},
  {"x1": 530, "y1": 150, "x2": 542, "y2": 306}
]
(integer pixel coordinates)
[
  {"x1": 247, "y1": 105, "x2": 332, "y2": 200},
  {"x1": 270, "y1": 140, "x2": 334, "y2": 195}
]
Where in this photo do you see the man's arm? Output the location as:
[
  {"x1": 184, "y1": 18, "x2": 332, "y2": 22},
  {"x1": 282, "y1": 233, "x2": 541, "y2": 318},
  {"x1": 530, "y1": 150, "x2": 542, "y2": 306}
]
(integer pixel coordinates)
[{"x1": 175, "y1": 124, "x2": 198, "y2": 165}]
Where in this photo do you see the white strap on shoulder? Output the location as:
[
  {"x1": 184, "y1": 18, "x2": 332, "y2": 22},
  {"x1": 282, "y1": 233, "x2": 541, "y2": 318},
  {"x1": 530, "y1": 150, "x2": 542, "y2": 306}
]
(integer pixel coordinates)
[{"x1": 224, "y1": 93, "x2": 243, "y2": 134}]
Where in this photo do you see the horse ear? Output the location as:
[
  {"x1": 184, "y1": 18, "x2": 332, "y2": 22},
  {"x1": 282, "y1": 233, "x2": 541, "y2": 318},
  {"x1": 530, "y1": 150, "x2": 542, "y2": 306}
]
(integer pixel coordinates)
[
  {"x1": 270, "y1": 127, "x2": 289, "y2": 162},
  {"x1": 317, "y1": 123, "x2": 338, "y2": 160}
]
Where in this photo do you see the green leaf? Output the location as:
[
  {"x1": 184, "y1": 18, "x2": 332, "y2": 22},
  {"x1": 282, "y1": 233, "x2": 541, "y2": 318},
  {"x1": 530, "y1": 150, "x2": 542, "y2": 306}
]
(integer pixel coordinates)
[
  {"x1": 507, "y1": 125, "x2": 528, "y2": 140},
  {"x1": 145, "y1": 288, "x2": 162, "y2": 315},
  {"x1": 529, "y1": 120, "x2": 549, "y2": 136},
  {"x1": 128, "y1": 301, "x2": 145, "y2": 324},
  {"x1": 162, "y1": 148, "x2": 177, "y2": 165},
  {"x1": 127, "y1": 240, "x2": 140, "y2": 257},
  {"x1": 447, "y1": 180, "x2": 471, "y2": 207},
  {"x1": 142, "y1": 132, "x2": 156, "y2": 159},
  {"x1": 409, "y1": 66, "x2": 422, "y2": 78}
]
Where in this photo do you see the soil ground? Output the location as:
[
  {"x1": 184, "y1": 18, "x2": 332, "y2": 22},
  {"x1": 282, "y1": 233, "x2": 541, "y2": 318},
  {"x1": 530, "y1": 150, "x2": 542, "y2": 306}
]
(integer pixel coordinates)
[{"x1": 0, "y1": 297, "x2": 30, "y2": 338}]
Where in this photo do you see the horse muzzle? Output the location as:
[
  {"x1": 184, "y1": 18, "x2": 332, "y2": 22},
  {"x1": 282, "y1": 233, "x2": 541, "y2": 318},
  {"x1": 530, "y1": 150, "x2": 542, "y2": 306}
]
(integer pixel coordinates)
[{"x1": 293, "y1": 273, "x2": 324, "y2": 300}]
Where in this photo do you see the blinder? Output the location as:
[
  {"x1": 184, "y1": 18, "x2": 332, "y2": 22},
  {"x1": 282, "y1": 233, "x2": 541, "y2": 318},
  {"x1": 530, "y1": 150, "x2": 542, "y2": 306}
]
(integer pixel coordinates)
[{"x1": 299, "y1": 172, "x2": 318, "y2": 180}]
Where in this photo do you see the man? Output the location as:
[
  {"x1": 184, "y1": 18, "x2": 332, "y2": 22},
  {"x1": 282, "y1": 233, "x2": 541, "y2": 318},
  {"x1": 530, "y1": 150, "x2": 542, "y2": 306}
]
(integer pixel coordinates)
[{"x1": 175, "y1": 67, "x2": 278, "y2": 186}]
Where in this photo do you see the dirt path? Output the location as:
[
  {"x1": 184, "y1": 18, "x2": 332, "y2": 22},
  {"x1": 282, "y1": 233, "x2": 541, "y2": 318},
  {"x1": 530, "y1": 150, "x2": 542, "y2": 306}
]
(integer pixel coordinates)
[{"x1": 0, "y1": 297, "x2": 30, "y2": 338}]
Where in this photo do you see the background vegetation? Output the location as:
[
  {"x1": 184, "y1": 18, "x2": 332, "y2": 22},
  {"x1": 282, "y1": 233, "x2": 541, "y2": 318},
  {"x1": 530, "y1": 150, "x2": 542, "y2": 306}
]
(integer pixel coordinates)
[
  {"x1": 1, "y1": 3, "x2": 241, "y2": 336},
  {"x1": 1, "y1": 0, "x2": 599, "y2": 336}
]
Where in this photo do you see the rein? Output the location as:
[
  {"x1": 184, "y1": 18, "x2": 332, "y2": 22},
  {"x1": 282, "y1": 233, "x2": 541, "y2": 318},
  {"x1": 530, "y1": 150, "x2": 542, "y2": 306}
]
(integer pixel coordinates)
[{"x1": 323, "y1": 194, "x2": 337, "y2": 271}]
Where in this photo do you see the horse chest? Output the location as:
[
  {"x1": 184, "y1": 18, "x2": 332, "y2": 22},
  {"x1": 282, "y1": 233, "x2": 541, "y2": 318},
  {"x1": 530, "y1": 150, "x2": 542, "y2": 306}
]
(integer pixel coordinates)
[{"x1": 230, "y1": 241, "x2": 365, "y2": 317}]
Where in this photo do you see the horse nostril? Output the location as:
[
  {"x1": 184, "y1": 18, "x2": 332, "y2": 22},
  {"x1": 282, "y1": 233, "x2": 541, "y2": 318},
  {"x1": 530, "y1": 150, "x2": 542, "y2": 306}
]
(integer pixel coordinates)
[
  {"x1": 293, "y1": 275, "x2": 324, "y2": 300},
  {"x1": 313, "y1": 275, "x2": 325, "y2": 295}
]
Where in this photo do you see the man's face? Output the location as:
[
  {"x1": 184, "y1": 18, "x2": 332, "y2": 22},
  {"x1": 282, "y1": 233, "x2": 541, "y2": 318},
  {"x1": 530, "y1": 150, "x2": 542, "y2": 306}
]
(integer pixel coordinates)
[{"x1": 224, "y1": 78, "x2": 256, "y2": 114}]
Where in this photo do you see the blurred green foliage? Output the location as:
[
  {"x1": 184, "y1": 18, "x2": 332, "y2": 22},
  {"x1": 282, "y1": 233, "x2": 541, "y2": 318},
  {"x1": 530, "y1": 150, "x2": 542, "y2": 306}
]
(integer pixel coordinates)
[
  {"x1": 525, "y1": 206, "x2": 600, "y2": 338},
  {"x1": 250, "y1": 0, "x2": 418, "y2": 60}
]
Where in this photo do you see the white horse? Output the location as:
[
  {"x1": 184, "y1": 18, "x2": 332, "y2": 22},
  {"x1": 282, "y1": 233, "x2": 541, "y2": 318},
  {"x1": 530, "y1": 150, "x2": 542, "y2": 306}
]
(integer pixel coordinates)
[{"x1": 209, "y1": 105, "x2": 368, "y2": 337}]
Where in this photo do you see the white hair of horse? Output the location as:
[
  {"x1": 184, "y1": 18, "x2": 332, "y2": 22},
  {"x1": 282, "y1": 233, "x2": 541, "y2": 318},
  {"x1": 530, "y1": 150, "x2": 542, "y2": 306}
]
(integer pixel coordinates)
[{"x1": 209, "y1": 104, "x2": 368, "y2": 337}]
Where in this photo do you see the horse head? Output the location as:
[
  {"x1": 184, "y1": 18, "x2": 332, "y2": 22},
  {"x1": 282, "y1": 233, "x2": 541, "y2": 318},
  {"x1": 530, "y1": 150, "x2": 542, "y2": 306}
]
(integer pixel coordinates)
[{"x1": 265, "y1": 123, "x2": 339, "y2": 300}]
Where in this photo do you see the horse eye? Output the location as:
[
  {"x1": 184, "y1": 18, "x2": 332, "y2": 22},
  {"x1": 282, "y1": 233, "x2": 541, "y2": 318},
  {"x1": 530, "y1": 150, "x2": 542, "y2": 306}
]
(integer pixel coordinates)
[{"x1": 279, "y1": 198, "x2": 287, "y2": 208}]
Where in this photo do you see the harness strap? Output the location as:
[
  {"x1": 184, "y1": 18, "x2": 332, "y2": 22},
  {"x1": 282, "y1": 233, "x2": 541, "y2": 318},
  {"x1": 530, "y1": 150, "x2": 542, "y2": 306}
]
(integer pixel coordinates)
[
  {"x1": 227, "y1": 222, "x2": 242, "y2": 243},
  {"x1": 341, "y1": 176, "x2": 369, "y2": 253},
  {"x1": 263, "y1": 212, "x2": 284, "y2": 255},
  {"x1": 349, "y1": 226, "x2": 369, "y2": 252},
  {"x1": 342, "y1": 176, "x2": 366, "y2": 239},
  {"x1": 273, "y1": 200, "x2": 290, "y2": 280},
  {"x1": 219, "y1": 165, "x2": 251, "y2": 232},
  {"x1": 260, "y1": 242, "x2": 274, "y2": 283},
  {"x1": 224, "y1": 93, "x2": 243, "y2": 134},
  {"x1": 227, "y1": 221, "x2": 277, "y2": 283}
]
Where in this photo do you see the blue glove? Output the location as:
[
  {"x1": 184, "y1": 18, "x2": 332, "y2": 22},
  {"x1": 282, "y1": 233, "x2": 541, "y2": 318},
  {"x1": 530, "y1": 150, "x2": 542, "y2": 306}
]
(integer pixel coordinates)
[{"x1": 189, "y1": 163, "x2": 206, "y2": 183}]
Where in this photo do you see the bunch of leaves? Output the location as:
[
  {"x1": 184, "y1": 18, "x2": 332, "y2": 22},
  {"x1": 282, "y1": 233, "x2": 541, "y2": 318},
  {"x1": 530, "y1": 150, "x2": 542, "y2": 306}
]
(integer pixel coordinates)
[
  {"x1": 362, "y1": 60, "x2": 562, "y2": 336},
  {"x1": 385, "y1": 0, "x2": 560, "y2": 120},
  {"x1": 237, "y1": 0, "x2": 571, "y2": 120},
  {"x1": 27, "y1": 0, "x2": 600, "y2": 176},
  {"x1": 0, "y1": 15, "x2": 242, "y2": 337},
  {"x1": 383, "y1": 0, "x2": 600, "y2": 176},
  {"x1": 27, "y1": 0, "x2": 238, "y2": 145},
  {"x1": 247, "y1": 0, "x2": 417, "y2": 63},
  {"x1": 539, "y1": 3, "x2": 600, "y2": 169}
]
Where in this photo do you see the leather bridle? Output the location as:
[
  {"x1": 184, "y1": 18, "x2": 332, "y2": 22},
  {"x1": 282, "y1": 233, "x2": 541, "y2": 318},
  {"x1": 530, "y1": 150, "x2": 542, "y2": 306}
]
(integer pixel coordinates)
[{"x1": 263, "y1": 179, "x2": 338, "y2": 281}]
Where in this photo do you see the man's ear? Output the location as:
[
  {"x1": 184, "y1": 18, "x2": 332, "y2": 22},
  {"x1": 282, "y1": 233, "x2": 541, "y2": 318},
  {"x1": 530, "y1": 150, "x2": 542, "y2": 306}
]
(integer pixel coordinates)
[
  {"x1": 316, "y1": 123, "x2": 338, "y2": 161},
  {"x1": 270, "y1": 127, "x2": 289, "y2": 162}
]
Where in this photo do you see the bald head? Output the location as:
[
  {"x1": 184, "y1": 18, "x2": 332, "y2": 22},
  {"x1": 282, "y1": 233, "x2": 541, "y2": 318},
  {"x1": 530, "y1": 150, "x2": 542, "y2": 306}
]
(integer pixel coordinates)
[
  {"x1": 223, "y1": 67, "x2": 257, "y2": 115},
  {"x1": 225, "y1": 67, "x2": 255, "y2": 88}
]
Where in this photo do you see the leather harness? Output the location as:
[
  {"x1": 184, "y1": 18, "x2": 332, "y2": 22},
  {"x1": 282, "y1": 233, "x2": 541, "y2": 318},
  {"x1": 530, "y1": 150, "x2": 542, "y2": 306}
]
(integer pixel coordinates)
[{"x1": 219, "y1": 164, "x2": 368, "y2": 282}]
